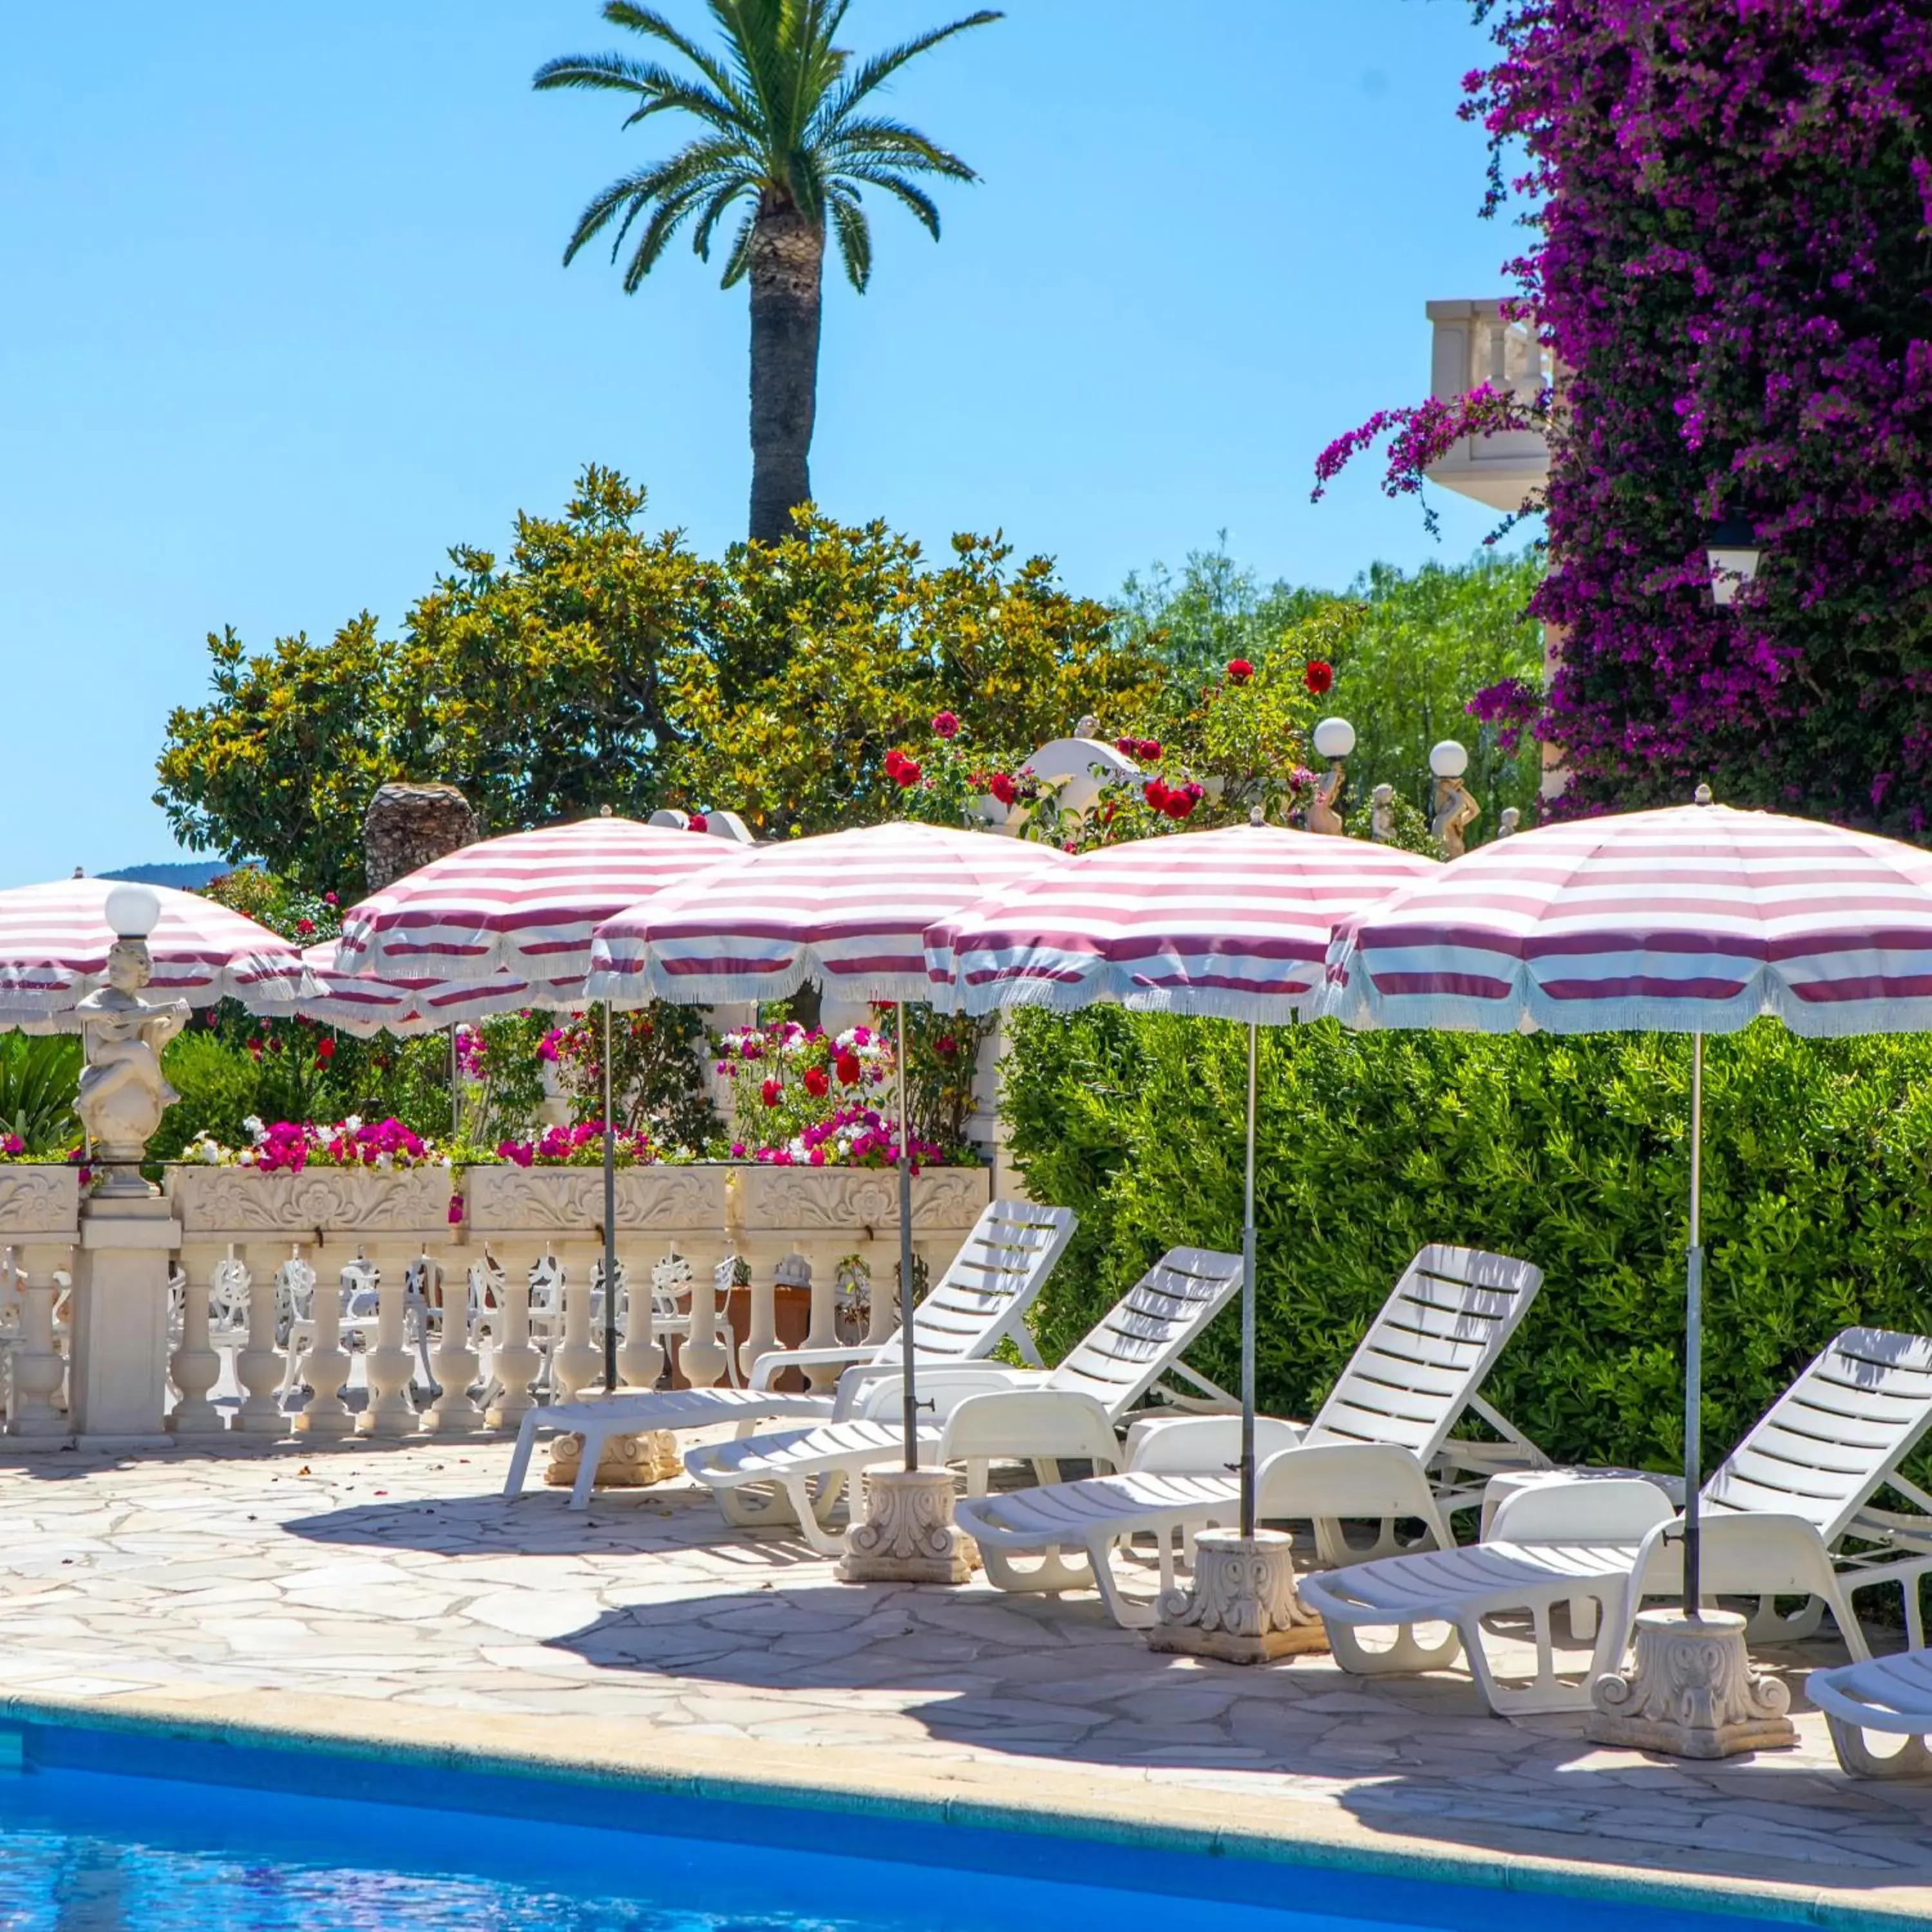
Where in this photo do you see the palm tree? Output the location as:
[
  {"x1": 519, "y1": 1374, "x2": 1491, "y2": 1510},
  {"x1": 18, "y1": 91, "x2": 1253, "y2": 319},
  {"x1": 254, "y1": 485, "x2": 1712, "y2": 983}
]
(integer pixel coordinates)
[{"x1": 535, "y1": 1, "x2": 999, "y2": 544}]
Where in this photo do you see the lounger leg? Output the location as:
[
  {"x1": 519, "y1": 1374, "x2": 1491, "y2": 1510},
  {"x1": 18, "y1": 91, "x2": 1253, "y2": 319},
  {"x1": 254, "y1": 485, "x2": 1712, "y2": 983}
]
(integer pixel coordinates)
[
  {"x1": 571, "y1": 1426, "x2": 605, "y2": 1510},
  {"x1": 1743, "y1": 1594, "x2": 1826, "y2": 1645},
  {"x1": 784, "y1": 1474, "x2": 848, "y2": 1557},
  {"x1": 1826, "y1": 1716, "x2": 1932, "y2": 1779},
  {"x1": 978, "y1": 1542, "x2": 1095, "y2": 1596},
  {"x1": 503, "y1": 1413, "x2": 542, "y2": 1498},
  {"x1": 1325, "y1": 1620, "x2": 1463, "y2": 1680},
  {"x1": 1090, "y1": 1535, "x2": 1156, "y2": 1630},
  {"x1": 719, "y1": 1483, "x2": 800, "y2": 1530}
]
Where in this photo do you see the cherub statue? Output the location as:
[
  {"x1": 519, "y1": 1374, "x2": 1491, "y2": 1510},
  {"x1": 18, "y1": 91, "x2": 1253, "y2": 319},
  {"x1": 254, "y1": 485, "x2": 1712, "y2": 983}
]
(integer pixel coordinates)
[
  {"x1": 1497, "y1": 806, "x2": 1522, "y2": 838},
  {"x1": 1432, "y1": 773, "x2": 1483, "y2": 859},
  {"x1": 67, "y1": 938, "x2": 190, "y2": 1193},
  {"x1": 1305, "y1": 759, "x2": 1346, "y2": 837},
  {"x1": 1369, "y1": 784, "x2": 1396, "y2": 845}
]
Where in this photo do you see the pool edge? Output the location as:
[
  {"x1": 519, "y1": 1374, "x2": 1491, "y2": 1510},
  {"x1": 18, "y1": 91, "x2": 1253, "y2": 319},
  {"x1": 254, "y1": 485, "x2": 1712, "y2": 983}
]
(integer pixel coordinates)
[{"x1": 0, "y1": 1683, "x2": 1919, "y2": 1930}]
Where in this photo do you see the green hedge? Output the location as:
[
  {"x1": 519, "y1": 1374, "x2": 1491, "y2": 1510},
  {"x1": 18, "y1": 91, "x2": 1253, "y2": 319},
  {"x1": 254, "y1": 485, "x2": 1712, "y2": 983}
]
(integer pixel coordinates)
[{"x1": 1000, "y1": 1011, "x2": 1932, "y2": 1475}]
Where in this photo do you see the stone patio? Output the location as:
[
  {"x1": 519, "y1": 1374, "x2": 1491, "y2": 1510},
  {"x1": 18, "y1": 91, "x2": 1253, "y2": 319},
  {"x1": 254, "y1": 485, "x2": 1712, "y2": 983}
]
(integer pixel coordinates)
[{"x1": 0, "y1": 1435, "x2": 1927, "y2": 1922}]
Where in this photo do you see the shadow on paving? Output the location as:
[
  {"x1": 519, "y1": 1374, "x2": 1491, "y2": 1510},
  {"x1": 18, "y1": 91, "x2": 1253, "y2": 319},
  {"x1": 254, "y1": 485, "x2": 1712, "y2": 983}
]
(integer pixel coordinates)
[
  {"x1": 280, "y1": 1484, "x2": 831, "y2": 1566},
  {"x1": 535, "y1": 1583, "x2": 1932, "y2": 1893}
]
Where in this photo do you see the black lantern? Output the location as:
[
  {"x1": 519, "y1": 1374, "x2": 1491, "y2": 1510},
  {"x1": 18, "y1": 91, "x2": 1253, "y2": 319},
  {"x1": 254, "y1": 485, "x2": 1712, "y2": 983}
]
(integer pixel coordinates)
[{"x1": 1705, "y1": 513, "x2": 1762, "y2": 608}]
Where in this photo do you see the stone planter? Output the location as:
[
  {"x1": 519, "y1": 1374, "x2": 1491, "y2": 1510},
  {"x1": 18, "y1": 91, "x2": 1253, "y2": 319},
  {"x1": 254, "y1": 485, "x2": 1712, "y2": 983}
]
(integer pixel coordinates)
[
  {"x1": 0, "y1": 1165, "x2": 80, "y2": 1238},
  {"x1": 735, "y1": 1164, "x2": 992, "y2": 1371},
  {"x1": 462, "y1": 1164, "x2": 728, "y2": 1237},
  {"x1": 166, "y1": 1163, "x2": 456, "y2": 1237}
]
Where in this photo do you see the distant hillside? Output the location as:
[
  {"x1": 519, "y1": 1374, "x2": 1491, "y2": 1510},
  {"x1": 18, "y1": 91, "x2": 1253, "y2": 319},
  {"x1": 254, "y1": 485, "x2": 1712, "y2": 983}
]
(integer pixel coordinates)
[{"x1": 97, "y1": 861, "x2": 235, "y2": 889}]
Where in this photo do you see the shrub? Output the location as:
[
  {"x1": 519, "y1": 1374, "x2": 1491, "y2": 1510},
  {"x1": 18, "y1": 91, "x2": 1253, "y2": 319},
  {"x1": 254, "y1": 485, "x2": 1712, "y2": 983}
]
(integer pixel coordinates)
[{"x1": 1001, "y1": 1011, "x2": 1932, "y2": 1475}]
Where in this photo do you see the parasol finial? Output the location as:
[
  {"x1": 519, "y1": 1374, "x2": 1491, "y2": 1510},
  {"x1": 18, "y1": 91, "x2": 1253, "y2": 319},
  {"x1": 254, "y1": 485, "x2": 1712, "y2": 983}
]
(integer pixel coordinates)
[{"x1": 1694, "y1": 784, "x2": 1714, "y2": 806}]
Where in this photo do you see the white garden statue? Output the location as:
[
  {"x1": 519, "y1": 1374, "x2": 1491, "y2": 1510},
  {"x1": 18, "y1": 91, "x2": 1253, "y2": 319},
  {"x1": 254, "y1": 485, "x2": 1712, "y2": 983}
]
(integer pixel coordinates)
[{"x1": 70, "y1": 915, "x2": 190, "y2": 1197}]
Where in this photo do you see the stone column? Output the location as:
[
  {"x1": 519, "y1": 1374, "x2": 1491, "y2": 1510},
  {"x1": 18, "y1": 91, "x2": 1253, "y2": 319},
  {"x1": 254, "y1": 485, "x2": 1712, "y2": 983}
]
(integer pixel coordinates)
[
  {"x1": 232, "y1": 1245, "x2": 289, "y2": 1436},
  {"x1": 70, "y1": 1195, "x2": 179, "y2": 1444},
  {"x1": 8, "y1": 1242, "x2": 71, "y2": 1441},
  {"x1": 166, "y1": 1246, "x2": 224, "y2": 1438}
]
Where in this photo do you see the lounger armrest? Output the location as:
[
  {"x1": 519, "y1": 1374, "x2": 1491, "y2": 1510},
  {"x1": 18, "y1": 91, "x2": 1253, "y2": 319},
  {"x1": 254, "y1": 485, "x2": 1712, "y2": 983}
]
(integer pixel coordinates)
[
  {"x1": 849, "y1": 1365, "x2": 1042, "y2": 1423},
  {"x1": 749, "y1": 1343, "x2": 876, "y2": 1392},
  {"x1": 937, "y1": 1387, "x2": 1121, "y2": 1470},
  {"x1": 1490, "y1": 1476, "x2": 1676, "y2": 1546},
  {"x1": 1630, "y1": 1510, "x2": 1840, "y2": 1604},
  {"x1": 1255, "y1": 1442, "x2": 1450, "y2": 1546},
  {"x1": 1126, "y1": 1414, "x2": 1306, "y2": 1475}
]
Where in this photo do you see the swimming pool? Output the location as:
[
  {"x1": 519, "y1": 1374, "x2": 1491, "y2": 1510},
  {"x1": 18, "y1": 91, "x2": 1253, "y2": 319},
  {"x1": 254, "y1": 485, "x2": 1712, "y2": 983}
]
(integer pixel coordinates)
[{"x1": 0, "y1": 1718, "x2": 1798, "y2": 1932}]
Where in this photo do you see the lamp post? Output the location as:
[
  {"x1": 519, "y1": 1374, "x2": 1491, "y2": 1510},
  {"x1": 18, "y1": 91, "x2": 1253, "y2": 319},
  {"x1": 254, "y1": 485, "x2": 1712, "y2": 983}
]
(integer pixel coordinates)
[
  {"x1": 1307, "y1": 717, "x2": 1355, "y2": 835},
  {"x1": 1705, "y1": 514, "x2": 1763, "y2": 609}
]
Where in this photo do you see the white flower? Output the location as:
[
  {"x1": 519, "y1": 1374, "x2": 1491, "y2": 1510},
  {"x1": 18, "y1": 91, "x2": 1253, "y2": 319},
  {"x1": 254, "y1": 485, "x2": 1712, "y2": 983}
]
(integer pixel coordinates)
[
  {"x1": 242, "y1": 1115, "x2": 265, "y2": 1145},
  {"x1": 342, "y1": 1115, "x2": 363, "y2": 1135}
]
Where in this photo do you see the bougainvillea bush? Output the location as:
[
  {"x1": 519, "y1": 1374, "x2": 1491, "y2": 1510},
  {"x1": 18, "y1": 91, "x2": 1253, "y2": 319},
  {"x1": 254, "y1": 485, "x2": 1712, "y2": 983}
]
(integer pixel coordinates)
[{"x1": 1321, "y1": 0, "x2": 1932, "y2": 828}]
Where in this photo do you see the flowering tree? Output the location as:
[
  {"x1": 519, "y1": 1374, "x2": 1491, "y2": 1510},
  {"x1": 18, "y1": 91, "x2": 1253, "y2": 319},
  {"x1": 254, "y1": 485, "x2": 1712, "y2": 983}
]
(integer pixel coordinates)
[{"x1": 1318, "y1": 0, "x2": 1932, "y2": 827}]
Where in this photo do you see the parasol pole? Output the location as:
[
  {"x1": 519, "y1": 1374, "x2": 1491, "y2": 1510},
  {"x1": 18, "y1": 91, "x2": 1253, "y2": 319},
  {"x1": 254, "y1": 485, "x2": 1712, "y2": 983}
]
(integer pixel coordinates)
[
  {"x1": 1239, "y1": 1018, "x2": 1259, "y2": 1539},
  {"x1": 897, "y1": 999, "x2": 918, "y2": 1473},
  {"x1": 603, "y1": 1000, "x2": 618, "y2": 1395},
  {"x1": 1682, "y1": 1031, "x2": 1704, "y2": 1618},
  {"x1": 448, "y1": 1023, "x2": 460, "y2": 1141}
]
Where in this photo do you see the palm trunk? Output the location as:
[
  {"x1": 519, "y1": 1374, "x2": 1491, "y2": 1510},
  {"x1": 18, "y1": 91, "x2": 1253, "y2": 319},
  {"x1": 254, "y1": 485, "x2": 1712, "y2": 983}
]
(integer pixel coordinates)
[{"x1": 746, "y1": 194, "x2": 824, "y2": 545}]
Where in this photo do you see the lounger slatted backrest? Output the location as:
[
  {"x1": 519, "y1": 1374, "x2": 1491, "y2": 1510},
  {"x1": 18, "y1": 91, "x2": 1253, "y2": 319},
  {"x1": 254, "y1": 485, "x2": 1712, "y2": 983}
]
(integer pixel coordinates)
[
  {"x1": 1045, "y1": 1246, "x2": 1244, "y2": 1417},
  {"x1": 895, "y1": 1200, "x2": 1077, "y2": 1363},
  {"x1": 1703, "y1": 1326, "x2": 1932, "y2": 1542},
  {"x1": 1303, "y1": 1245, "x2": 1545, "y2": 1460}
]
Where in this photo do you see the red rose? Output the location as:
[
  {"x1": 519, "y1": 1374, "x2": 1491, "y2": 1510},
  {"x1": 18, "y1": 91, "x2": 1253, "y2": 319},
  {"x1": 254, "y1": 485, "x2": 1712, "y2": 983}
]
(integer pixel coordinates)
[
  {"x1": 1227, "y1": 658, "x2": 1253, "y2": 684},
  {"x1": 895, "y1": 759, "x2": 922, "y2": 788},
  {"x1": 803, "y1": 1066, "x2": 829, "y2": 1098},
  {"x1": 688, "y1": 813, "x2": 708, "y2": 833},
  {"x1": 1138, "y1": 739, "x2": 1162, "y2": 760},
  {"x1": 1116, "y1": 736, "x2": 1137, "y2": 755},
  {"x1": 835, "y1": 1051, "x2": 862, "y2": 1085},
  {"x1": 316, "y1": 1037, "x2": 336, "y2": 1063},
  {"x1": 760, "y1": 1077, "x2": 782, "y2": 1107},
  {"x1": 989, "y1": 772, "x2": 1018, "y2": 806},
  {"x1": 1165, "y1": 790, "x2": 1198, "y2": 819},
  {"x1": 931, "y1": 710, "x2": 960, "y2": 739},
  {"x1": 1143, "y1": 779, "x2": 1170, "y2": 810},
  {"x1": 1304, "y1": 660, "x2": 1334, "y2": 696},
  {"x1": 294, "y1": 916, "x2": 316, "y2": 937},
  {"x1": 884, "y1": 749, "x2": 906, "y2": 779},
  {"x1": 934, "y1": 1035, "x2": 958, "y2": 1058}
]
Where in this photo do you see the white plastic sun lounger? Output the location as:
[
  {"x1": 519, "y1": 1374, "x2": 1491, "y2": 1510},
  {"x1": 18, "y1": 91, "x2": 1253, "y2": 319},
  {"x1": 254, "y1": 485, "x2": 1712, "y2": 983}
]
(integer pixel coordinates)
[
  {"x1": 953, "y1": 1245, "x2": 1547, "y2": 1625},
  {"x1": 1808, "y1": 1651, "x2": 1932, "y2": 1778},
  {"x1": 682, "y1": 1246, "x2": 1246, "y2": 1554},
  {"x1": 1300, "y1": 1327, "x2": 1932, "y2": 1715},
  {"x1": 502, "y1": 1198, "x2": 1075, "y2": 1508}
]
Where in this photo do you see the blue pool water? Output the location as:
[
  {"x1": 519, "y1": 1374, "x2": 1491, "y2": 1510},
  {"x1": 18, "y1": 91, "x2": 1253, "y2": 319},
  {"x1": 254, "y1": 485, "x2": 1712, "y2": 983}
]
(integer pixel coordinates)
[{"x1": 0, "y1": 1726, "x2": 1770, "y2": 1932}]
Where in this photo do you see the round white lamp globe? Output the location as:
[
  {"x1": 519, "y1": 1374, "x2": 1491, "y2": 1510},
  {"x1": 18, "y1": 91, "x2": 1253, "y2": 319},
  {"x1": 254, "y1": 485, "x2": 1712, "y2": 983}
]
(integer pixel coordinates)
[
  {"x1": 103, "y1": 884, "x2": 162, "y2": 940},
  {"x1": 1311, "y1": 717, "x2": 1356, "y2": 761},
  {"x1": 1428, "y1": 739, "x2": 1470, "y2": 780}
]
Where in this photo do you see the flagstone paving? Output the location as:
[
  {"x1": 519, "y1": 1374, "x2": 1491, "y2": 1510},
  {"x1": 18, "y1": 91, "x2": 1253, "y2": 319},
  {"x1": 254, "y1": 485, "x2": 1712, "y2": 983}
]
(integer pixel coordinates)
[{"x1": 0, "y1": 1436, "x2": 1928, "y2": 1915}]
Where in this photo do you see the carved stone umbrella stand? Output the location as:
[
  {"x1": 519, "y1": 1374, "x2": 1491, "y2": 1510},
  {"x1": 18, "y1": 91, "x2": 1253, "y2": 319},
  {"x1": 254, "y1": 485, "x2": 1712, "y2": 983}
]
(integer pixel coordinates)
[
  {"x1": 588, "y1": 822, "x2": 1066, "y2": 1582},
  {"x1": 1323, "y1": 791, "x2": 1932, "y2": 1755},
  {"x1": 928, "y1": 820, "x2": 1436, "y2": 1658}
]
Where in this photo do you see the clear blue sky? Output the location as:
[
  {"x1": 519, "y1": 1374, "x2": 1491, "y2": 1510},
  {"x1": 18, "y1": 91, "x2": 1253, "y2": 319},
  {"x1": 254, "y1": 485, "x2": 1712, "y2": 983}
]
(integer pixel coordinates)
[{"x1": 0, "y1": 1, "x2": 1522, "y2": 887}]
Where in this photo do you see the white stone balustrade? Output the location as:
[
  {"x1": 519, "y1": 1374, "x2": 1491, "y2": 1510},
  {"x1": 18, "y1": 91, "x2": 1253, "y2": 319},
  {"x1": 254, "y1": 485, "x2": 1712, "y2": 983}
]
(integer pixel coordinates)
[{"x1": 0, "y1": 1162, "x2": 991, "y2": 1445}]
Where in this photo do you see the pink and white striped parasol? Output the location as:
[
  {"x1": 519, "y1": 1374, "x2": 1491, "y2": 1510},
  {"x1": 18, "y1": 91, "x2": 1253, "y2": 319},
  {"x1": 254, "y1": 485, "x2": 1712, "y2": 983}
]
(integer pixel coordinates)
[
  {"x1": 587, "y1": 822, "x2": 1066, "y2": 1007},
  {"x1": 925, "y1": 819, "x2": 1439, "y2": 1540},
  {"x1": 1321, "y1": 800, "x2": 1932, "y2": 1037},
  {"x1": 292, "y1": 945, "x2": 582, "y2": 1037},
  {"x1": 0, "y1": 878, "x2": 310, "y2": 1025},
  {"x1": 928, "y1": 823, "x2": 1438, "y2": 1023},
  {"x1": 335, "y1": 816, "x2": 745, "y2": 987},
  {"x1": 1320, "y1": 795, "x2": 1932, "y2": 1622}
]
